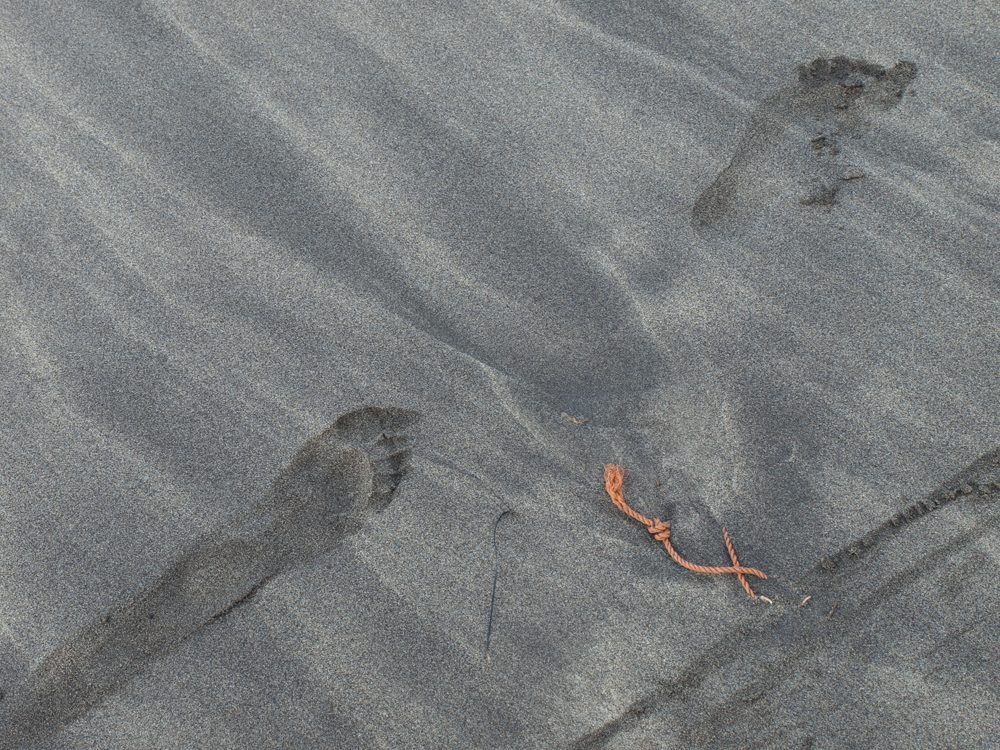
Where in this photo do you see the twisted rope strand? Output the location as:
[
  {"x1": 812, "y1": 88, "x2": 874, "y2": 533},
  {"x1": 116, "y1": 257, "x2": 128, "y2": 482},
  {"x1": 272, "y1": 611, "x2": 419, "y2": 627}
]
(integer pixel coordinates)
[
  {"x1": 723, "y1": 527, "x2": 756, "y2": 598},
  {"x1": 603, "y1": 464, "x2": 766, "y2": 597}
]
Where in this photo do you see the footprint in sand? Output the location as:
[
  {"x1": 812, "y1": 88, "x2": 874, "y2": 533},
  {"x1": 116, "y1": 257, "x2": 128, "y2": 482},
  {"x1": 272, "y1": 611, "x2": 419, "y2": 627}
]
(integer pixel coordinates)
[
  {"x1": 0, "y1": 405, "x2": 418, "y2": 749},
  {"x1": 692, "y1": 56, "x2": 917, "y2": 235}
]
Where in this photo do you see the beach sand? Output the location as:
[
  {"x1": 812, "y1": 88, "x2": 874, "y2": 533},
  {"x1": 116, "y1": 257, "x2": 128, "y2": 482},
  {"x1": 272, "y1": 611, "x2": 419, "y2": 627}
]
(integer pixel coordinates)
[{"x1": 1, "y1": 1, "x2": 998, "y2": 747}]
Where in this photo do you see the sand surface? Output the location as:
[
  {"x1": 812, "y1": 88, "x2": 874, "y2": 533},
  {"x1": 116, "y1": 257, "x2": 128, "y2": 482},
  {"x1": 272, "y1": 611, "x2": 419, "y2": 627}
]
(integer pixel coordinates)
[{"x1": 1, "y1": 1, "x2": 999, "y2": 747}]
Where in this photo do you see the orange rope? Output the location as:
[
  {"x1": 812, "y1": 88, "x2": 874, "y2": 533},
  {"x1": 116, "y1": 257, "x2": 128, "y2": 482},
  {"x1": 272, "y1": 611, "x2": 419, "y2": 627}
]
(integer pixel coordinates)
[
  {"x1": 723, "y1": 527, "x2": 754, "y2": 598},
  {"x1": 603, "y1": 464, "x2": 766, "y2": 598}
]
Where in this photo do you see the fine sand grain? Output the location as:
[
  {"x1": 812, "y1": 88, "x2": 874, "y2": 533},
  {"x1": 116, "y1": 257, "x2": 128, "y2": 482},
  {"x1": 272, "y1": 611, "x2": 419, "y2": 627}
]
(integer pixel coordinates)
[{"x1": 1, "y1": 1, "x2": 998, "y2": 747}]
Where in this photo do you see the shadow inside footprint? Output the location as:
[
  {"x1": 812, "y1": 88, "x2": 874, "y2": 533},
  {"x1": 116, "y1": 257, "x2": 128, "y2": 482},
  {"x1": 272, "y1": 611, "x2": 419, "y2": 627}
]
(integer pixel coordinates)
[
  {"x1": 0, "y1": 405, "x2": 419, "y2": 749},
  {"x1": 692, "y1": 56, "x2": 917, "y2": 235}
]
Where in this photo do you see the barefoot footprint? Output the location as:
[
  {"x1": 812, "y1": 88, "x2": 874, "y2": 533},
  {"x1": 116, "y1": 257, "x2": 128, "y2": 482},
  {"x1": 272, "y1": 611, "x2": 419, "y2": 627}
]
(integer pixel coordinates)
[
  {"x1": 1, "y1": 406, "x2": 419, "y2": 749},
  {"x1": 692, "y1": 56, "x2": 917, "y2": 235}
]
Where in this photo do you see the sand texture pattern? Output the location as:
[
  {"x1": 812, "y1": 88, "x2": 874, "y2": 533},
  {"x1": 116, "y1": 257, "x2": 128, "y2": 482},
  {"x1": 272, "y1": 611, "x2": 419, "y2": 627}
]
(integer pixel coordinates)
[{"x1": 1, "y1": 1, "x2": 998, "y2": 748}]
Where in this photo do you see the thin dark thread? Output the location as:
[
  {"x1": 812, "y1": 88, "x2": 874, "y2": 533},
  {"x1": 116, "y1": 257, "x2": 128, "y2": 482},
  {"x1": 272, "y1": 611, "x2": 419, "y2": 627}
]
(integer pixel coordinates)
[
  {"x1": 205, "y1": 571, "x2": 278, "y2": 626},
  {"x1": 484, "y1": 509, "x2": 514, "y2": 659}
]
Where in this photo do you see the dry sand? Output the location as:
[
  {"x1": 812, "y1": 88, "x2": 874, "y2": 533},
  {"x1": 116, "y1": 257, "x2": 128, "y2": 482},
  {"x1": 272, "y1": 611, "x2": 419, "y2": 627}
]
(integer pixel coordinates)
[{"x1": 1, "y1": 1, "x2": 998, "y2": 747}]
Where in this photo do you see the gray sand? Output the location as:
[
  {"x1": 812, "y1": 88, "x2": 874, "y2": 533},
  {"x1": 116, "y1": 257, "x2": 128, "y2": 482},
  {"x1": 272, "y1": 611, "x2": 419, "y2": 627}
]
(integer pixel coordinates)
[{"x1": 1, "y1": 1, "x2": 998, "y2": 747}]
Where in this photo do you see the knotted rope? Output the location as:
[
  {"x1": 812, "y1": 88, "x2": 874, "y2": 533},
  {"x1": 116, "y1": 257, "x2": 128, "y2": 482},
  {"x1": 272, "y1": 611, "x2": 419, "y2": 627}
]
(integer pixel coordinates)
[{"x1": 603, "y1": 464, "x2": 767, "y2": 598}]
